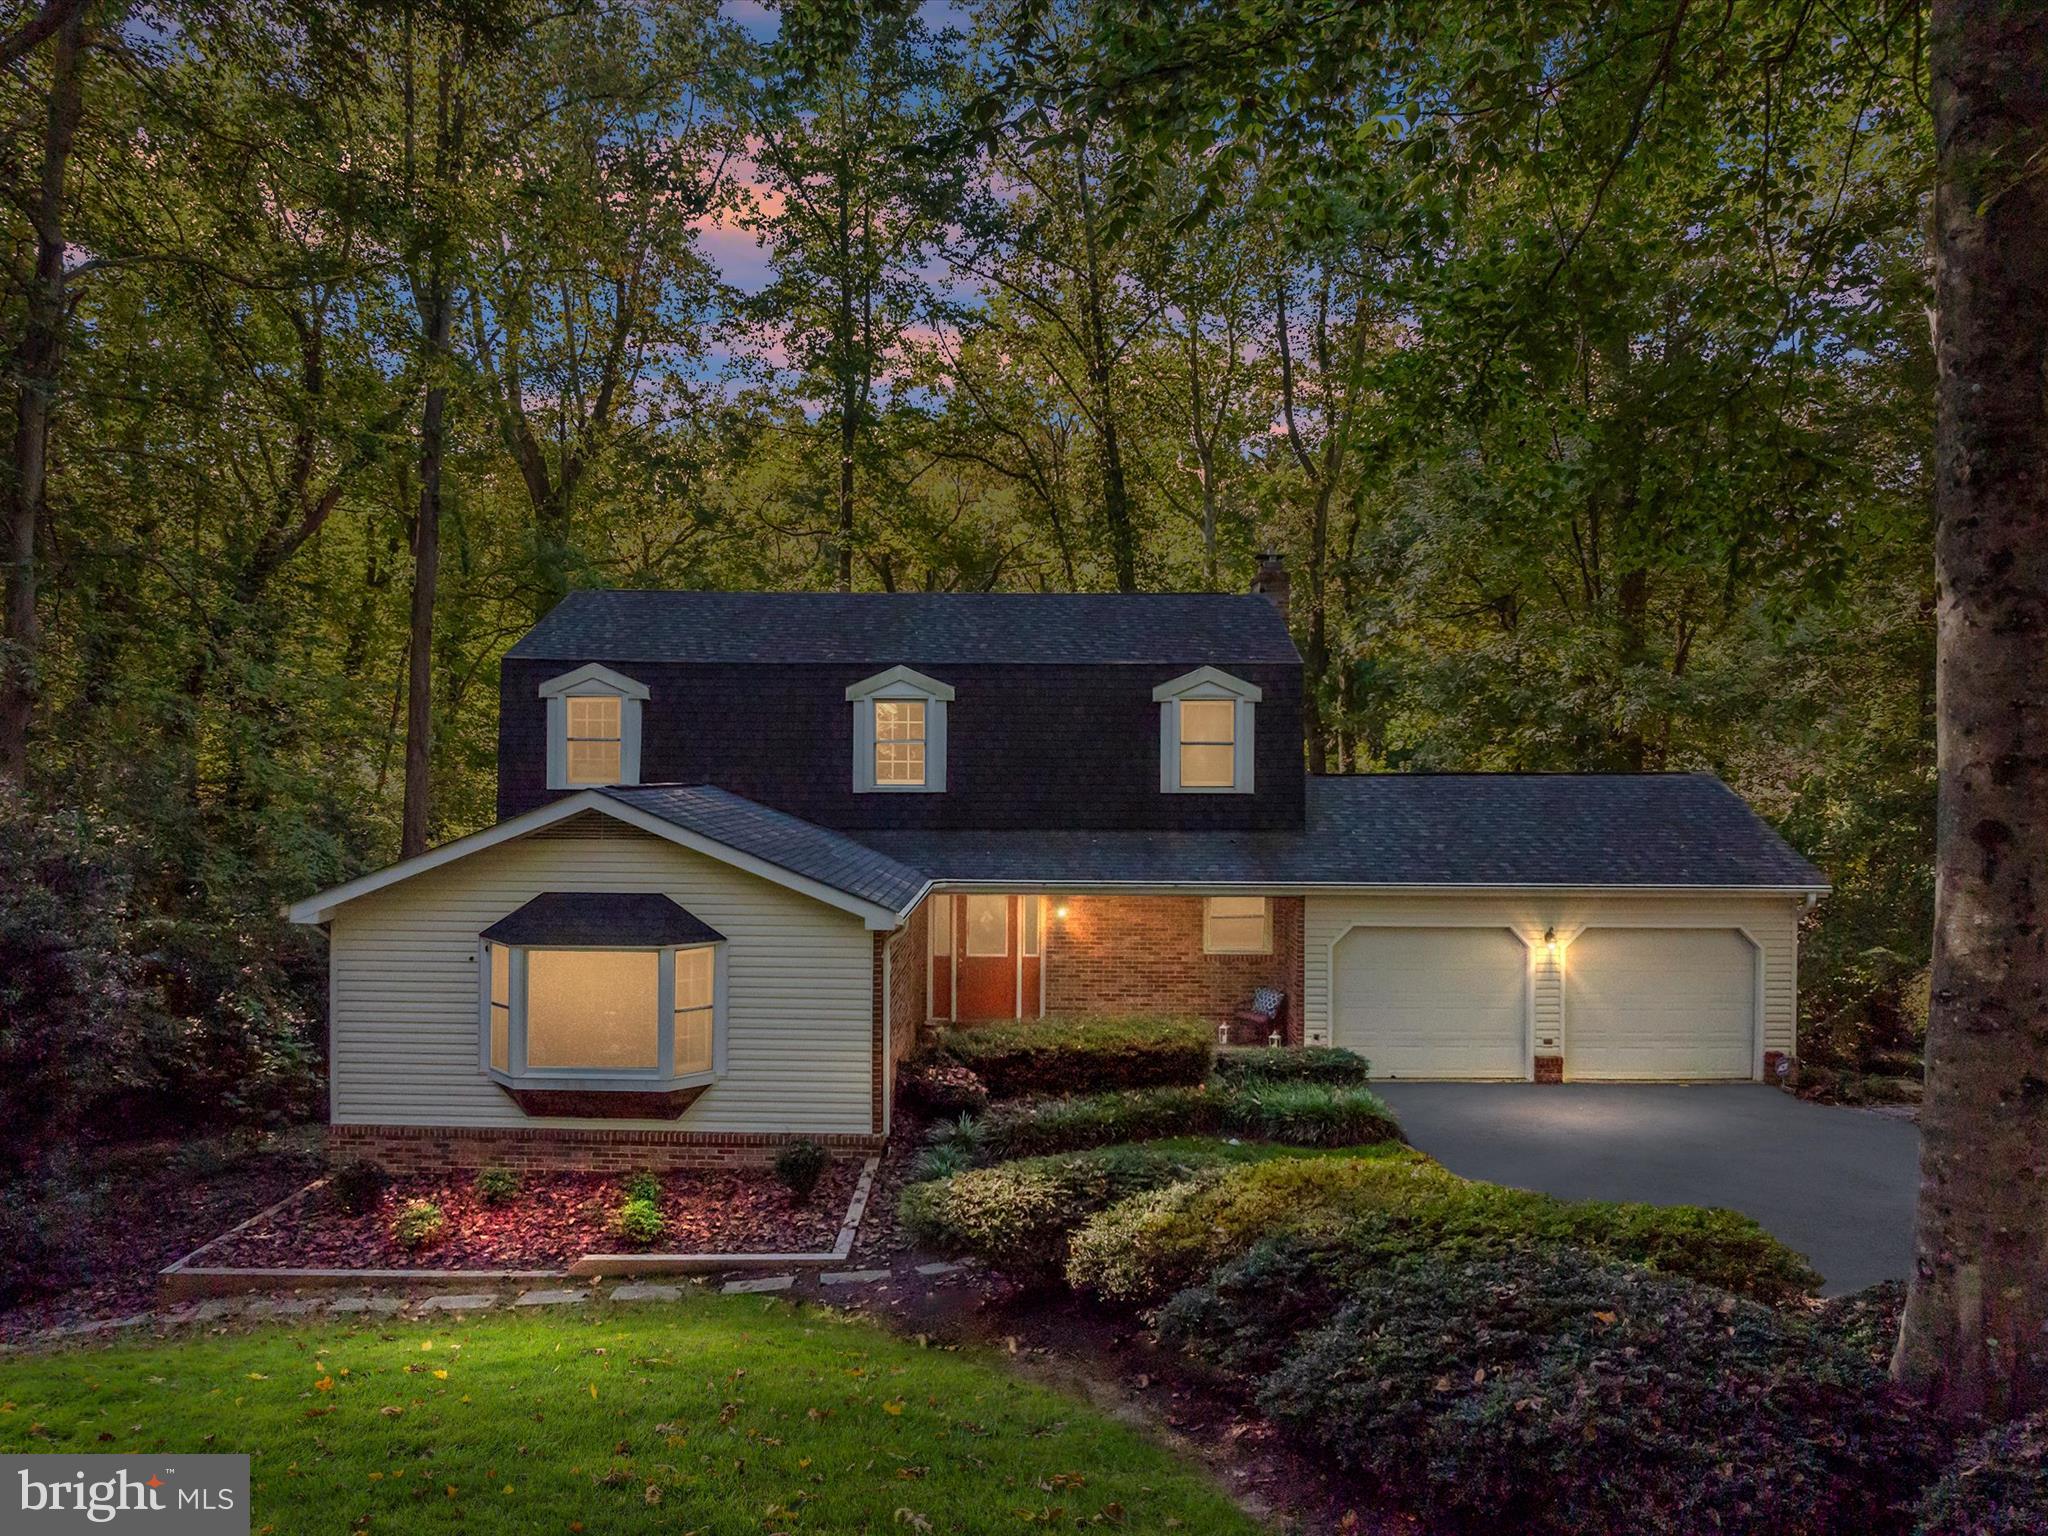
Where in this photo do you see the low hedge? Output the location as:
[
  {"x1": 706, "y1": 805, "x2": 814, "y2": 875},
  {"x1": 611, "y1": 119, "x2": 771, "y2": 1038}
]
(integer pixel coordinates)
[
  {"x1": 898, "y1": 1140, "x2": 1322, "y2": 1276},
  {"x1": 1213, "y1": 1046, "x2": 1369, "y2": 1086},
  {"x1": 1915, "y1": 1412, "x2": 2048, "y2": 1536},
  {"x1": 924, "y1": 1080, "x2": 1405, "y2": 1166},
  {"x1": 934, "y1": 1014, "x2": 1213, "y2": 1097},
  {"x1": 1246, "y1": 1249, "x2": 1942, "y2": 1536},
  {"x1": 1065, "y1": 1153, "x2": 1819, "y2": 1305}
]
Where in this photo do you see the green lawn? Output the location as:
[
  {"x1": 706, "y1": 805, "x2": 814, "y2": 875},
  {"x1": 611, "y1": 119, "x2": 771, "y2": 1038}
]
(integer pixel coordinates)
[{"x1": 0, "y1": 1296, "x2": 1258, "y2": 1535}]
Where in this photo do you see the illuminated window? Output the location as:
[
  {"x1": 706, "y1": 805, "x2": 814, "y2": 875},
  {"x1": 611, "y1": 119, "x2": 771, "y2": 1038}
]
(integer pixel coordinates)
[
  {"x1": 874, "y1": 699, "x2": 927, "y2": 786},
  {"x1": 525, "y1": 949, "x2": 660, "y2": 1069},
  {"x1": 929, "y1": 895, "x2": 953, "y2": 957},
  {"x1": 1154, "y1": 667, "x2": 1260, "y2": 794},
  {"x1": 1020, "y1": 897, "x2": 1042, "y2": 957},
  {"x1": 965, "y1": 894, "x2": 1008, "y2": 956},
  {"x1": 674, "y1": 945, "x2": 715, "y2": 1075},
  {"x1": 487, "y1": 942, "x2": 511, "y2": 1070},
  {"x1": 540, "y1": 664, "x2": 647, "y2": 790},
  {"x1": 1204, "y1": 896, "x2": 1271, "y2": 954},
  {"x1": 847, "y1": 666, "x2": 952, "y2": 793},
  {"x1": 1178, "y1": 700, "x2": 1237, "y2": 788},
  {"x1": 565, "y1": 696, "x2": 623, "y2": 785}
]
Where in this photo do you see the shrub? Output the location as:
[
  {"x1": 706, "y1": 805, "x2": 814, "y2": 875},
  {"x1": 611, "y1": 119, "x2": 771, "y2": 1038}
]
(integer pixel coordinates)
[
  {"x1": 936, "y1": 1014, "x2": 1213, "y2": 1097},
  {"x1": 622, "y1": 1171, "x2": 662, "y2": 1205},
  {"x1": 390, "y1": 1199, "x2": 446, "y2": 1251},
  {"x1": 897, "y1": 1060, "x2": 990, "y2": 1116},
  {"x1": 473, "y1": 1167, "x2": 520, "y2": 1207},
  {"x1": 1213, "y1": 1046, "x2": 1369, "y2": 1086},
  {"x1": 1916, "y1": 1413, "x2": 2048, "y2": 1536},
  {"x1": 329, "y1": 1158, "x2": 390, "y2": 1217},
  {"x1": 929, "y1": 1080, "x2": 1404, "y2": 1166},
  {"x1": 1254, "y1": 1249, "x2": 1942, "y2": 1536},
  {"x1": 1065, "y1": 1153, "x2": 1817, "y2": 1305},
  {"x1": 613, "y1": 1197, "x2": 666, "y2": 1247},
  {"x1": 774, "y1": 1139, "x2": 829, "y2": 1199},
  {"x1": 899, "y1": 1141, "x2": 1317, "y2": 1276}
]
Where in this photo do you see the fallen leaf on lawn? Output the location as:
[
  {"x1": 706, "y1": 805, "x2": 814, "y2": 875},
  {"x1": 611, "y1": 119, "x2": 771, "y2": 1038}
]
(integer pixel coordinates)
[
  {"x1": 1594, "y1": 1311, "x2": 1617, "y2": 1325},
  {"x1": 379, "y1": 1406, "x2": 403, "y2": 1418},
  {"x1": 433, "y1": 1370, "x2": 448, "y2": 1380},
  {"x1": 882, "y1": 1400, "x2": 904, "y2": 1415},
  {"x1": 247, "y1": 1373, "x2": 269, "y2": 1381},
  {"x1": 894, "y1": 1511, "x2": 932, "y2": 1532},
  {"x1": 643, "y1": 1484, "x2": 662, "y2": 1505},
  {"x1": 445, "y1": 1484, "x2": 458, "y2": 1498},
  {"x1": 314, "y1": 1378, "x2": 333, "y2": 1392},
  {"x1": 589, "y1": 1383, "x2": 599, "y2": 1400}
]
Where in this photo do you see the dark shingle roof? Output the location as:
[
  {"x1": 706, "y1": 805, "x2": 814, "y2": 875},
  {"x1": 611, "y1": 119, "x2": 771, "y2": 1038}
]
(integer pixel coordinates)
[
  {"x1": 854, "y1": 774, "x2": 1827, "y2": 891},
  {"x1": 481, "y1": 891, "x2": 724, "y2": 947},
  {"x1": 506, "y1": 590, "x2": 1301, "y2": 666},
  {"x1": 600, "y1": 784, "x2": 928, "y2": 912}
]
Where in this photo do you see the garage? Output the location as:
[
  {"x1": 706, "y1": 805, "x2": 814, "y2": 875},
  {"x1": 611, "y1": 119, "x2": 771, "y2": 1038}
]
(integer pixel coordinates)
[
  {"x1": 1565, "y1": 928, "x2": 1756, "y2": 1080},
  {"x1": 1332, "y1": 925, "x2": 1527, "y2": 1078}
]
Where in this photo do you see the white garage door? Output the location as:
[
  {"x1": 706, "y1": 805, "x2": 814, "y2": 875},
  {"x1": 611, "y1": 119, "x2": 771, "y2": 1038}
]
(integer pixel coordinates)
[
  {"x1": 1333, "y1": 926, "x2": 1527, "y2": 1079},
  {"x1": 1566, "y1": 928, "x2": 1755, "y2": 1080}
]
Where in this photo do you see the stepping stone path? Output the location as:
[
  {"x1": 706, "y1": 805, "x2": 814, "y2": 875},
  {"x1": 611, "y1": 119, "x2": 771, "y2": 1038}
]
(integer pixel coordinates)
[
  {"x1": 721, "y1": 1275, "x2": 795, "y2": 1294},
  {"x1": 416, "y1": 1293, "x2": 495, "y2": 1312},
  {"x1": 821, "y1": 1270, "x2": 892, "y2": 1286},
  {"x1": 914, "y1": 1261, "x2": 969, "y2": 1277},
  {"x1": 514, "y1": 1289, "x2": 586, "y2": 1307},
  {"x1": 609, "y1": 1283, "x2": 685, "y2": 1302},
  {"x1": 328, "y1": 1296, "x2": 405, "y2": 1315}
]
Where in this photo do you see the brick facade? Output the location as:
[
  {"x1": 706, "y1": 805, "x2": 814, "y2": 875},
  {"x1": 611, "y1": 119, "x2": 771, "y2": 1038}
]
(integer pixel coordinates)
[
  {"x1": 1042, "y1": 895, "x2": 1306, "y2": 1044},
  {"x1": 888, "y1": 899, "x2": 929, "y2": 1068},
  {"x1": 327, "y1": 1123, "x2": 883, "y2": 1174}
]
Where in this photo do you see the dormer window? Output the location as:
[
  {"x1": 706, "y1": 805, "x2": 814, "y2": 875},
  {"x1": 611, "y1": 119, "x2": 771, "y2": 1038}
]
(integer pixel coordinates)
[
  {"x1": 1154, "y1": 667, "x2": 1260, "y2": 794},
  {"x1": 847, "y1": 666, "x2": 952, "y2": 793},
  {"x1": 541, "y1": 664, "x2": 648, "y2": 790}
]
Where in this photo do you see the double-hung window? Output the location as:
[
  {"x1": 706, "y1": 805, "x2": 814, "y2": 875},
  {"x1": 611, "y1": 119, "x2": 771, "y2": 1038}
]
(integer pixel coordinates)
[
  {"x1": 847, "y1": 666, "x2": 953, "y2": 792},
  {"x1": 1203, "y1": 896, "x2": 1272, "y2": 954},
  {"x1": 1153, "y1": 667, "x2": 1261, "y2": 794},
  {"x1": 540, "y1": 664, "x2": 648, "y2": 790}
]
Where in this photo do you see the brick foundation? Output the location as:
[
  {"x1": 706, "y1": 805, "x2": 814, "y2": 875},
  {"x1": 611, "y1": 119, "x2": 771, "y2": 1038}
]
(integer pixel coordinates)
[
  {"x1": 328, "y1": 1123, "x2": 884, "y2": 1175},
  {"x1": 1533, "y1": 1055, "x2": 1564, "y2": 1083},
  {"x1": 1041, "y1": 895, "x2": 1306, "y2": 1043}
]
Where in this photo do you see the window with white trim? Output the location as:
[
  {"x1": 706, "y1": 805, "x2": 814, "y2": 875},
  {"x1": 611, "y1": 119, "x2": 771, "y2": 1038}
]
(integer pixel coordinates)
[
  {"x1": 1020, "y1": 896, "x2": 1042, "y2": 957},
  {"x1": 846, "y1": 666, "x2": 953, "y2": 792},
  {"x1": 1153, "y1": 667, "x2": 1260, "y2": 794},
  {"x1": 1203, "y1": 896, "x2": 1272, "y2": 954},
  {"x1": 540, "y1": 664, "x2": 648, "y2": 790},
  {"x1": 479, "y1": 905, "x2": 726, "y2": 1093},
  {"x1": 964, "y1": 894, "x2": 1007, "y2": 956}
]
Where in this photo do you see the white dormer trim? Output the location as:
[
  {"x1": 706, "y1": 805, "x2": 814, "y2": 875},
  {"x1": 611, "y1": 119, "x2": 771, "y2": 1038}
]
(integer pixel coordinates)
[
  {"x1": 1154, "y1": 666, "x2": 1259, "y2": 795},
  {"x1": 847, "y1": 665, "x2": 952, "y2": 793},
  {"x1": 540, "y1": 663, "x2": 648, "y2": 790}
]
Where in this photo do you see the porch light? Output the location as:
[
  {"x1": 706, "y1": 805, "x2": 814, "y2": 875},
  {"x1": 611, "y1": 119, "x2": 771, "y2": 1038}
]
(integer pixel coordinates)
[
  {"x1": 1054, "y1": 901, "x2": 1070, "y2": 920},
  {"x1": 1543, "y1": 926, "x2": 1561, "y2": 963}
]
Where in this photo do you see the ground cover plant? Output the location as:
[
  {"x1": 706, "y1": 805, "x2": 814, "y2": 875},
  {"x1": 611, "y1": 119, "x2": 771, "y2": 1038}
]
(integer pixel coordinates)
[
  {"x1": 193, "y1": 1165, "x2": 864, "y2": 1269},
  {"x1": 1232, "y1": 1249, "x2": 1943, "y2": 1536},
  {"x1": 1212, "y1": 1045, "x2": 1369, "y2": 1085},
  {"x1": 1065, "y1": 1152, "x2": 1818, "y2": 1304},
  {"x1": 0, "y1": 1298, "x2": 1259, "y2": 1535},
  {"x1": 898, "y1": 1139, "x2": 1349, "y2": 1276},
  {"x1": 1913, "y1": 1411, "x2": 2048, "y2": 1535},
  {"x1": 923, "y1": 1078, "x2": 1404, "y2": 1168},
  {"x1": 932, "y1": 1014, "x2": 1213, "y2": 1097}
]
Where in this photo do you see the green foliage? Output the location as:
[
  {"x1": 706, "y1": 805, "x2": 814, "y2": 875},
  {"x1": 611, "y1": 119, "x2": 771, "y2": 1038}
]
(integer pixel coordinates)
[
  {"x1": 1065, "y1": 1153, "x2": 1817, "y2": 1306},
  {"x1": 1212, "y1": 1047, "x2": 1369, "y2": 1086},
  {"x1": 1915, "y1": 1413, "x2": 2048, "y2": 1536},
  {"x1": 328, "y1": 1158, "x2": 391, "y2": 1218},
  {"x1": 390, "y1": 1200, "x2": 447, "y2": 1251},
  {"x1": 773, "y1": 1140, "x2": 829, "y2": 1200},
  {"x1": 896, "y1": 1060, "x2": 990, "y2": 1116},
  {"x1": 623, "y1": 1171, "x2": 663, "y2": 1206},
  {"x1": 613, "y1": 1197, "x2": 666, "y2": 1248},
  {"x1": 898, "y1": 1140, "x2": 1323, "y2": 1275},
  {"x1": 936, "y1": 1015, "x2": 1215, "y2": 1098},
  {"x1": 1250, "y1": 1250, "x2": 1942, "y2": 1536},
  {"x1": 473, "y1": 1168, "x2": 520, "y2": 1207},
  {"x1": 923, "y1": 1080, "x2": 1403, "y2": 1167}
]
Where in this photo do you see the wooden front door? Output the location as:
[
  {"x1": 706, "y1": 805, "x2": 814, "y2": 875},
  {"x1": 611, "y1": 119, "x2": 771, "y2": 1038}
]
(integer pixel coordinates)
[{"x1": 955, "y1": 894, "x2": 1016, "y2": 1021}]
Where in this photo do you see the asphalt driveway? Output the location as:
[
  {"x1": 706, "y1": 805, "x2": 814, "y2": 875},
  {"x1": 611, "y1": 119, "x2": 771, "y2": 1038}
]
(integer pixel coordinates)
[{"x1": 1371, "y1": 1083, "x2": 1919, "y2": 1296}]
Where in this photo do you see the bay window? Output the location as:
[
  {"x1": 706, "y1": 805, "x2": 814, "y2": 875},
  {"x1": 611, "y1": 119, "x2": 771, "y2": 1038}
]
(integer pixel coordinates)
[{"x1": 478, "y1": 893, "x2": 726, "y2": 1100}]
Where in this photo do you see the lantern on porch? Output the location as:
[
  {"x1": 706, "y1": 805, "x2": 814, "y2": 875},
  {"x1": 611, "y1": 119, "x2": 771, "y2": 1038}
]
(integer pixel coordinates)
[
  {"x1": 1268, "y1": 1030, "x2": 1281, "y2": 1048},
  {"x1": 1217, "y1": 1020, "x2": 1232, "y2": 1048}
]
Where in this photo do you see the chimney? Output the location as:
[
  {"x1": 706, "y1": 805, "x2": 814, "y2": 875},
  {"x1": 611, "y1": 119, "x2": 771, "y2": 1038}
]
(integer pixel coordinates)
[{"x1": 1250, "y1": 551, "x2": 1290, "y2": 624}]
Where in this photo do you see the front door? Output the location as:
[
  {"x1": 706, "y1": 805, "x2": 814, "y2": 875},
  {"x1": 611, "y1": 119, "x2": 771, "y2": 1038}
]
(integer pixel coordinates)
[{"x1": 955, "y1": 894, "x2": 1016, "y2": 1021}]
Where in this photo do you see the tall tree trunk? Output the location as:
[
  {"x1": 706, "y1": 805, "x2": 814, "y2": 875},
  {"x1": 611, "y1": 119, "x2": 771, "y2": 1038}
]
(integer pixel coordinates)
[
  {"x1": 1892, "y1": 0, "x2": 2048, "y2": 1422},
  {"x1": 0, "y1": 5, "x2": 84, "y2": 783},
  {"x1": 1074, "y1": 142, "x2": 1136, "y2": 591}
]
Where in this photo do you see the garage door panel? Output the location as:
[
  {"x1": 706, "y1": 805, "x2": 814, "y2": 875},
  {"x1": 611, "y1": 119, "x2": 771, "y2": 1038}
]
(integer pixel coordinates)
[
  {"x1": 1334, "y1": 927, "x2": 1527, "y2": 1079},
  {"x1": 1567, "y1": 929, "x2": 1754, "y2": 1081}
]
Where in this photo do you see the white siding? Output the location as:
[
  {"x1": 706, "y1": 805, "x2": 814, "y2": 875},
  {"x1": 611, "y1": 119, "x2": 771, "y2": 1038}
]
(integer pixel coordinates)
[
  {"x1": 1304, "y1": 890, "x2": 1804, "y2": 1079},
  {"x1": 328, "y1": 824, "x2": 875, "y2": 1133}
]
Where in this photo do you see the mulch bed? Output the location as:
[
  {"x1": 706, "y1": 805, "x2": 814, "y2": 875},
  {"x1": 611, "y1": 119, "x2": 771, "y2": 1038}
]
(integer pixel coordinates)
[{"x1": 193, "y1": 1161, "x2": 865, "y2": 1271}]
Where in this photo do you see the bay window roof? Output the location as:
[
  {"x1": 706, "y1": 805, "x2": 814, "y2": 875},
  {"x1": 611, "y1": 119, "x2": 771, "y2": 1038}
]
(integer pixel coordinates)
[{"x1": 480, "y1": 891, "x2": 724, "y2": 949}]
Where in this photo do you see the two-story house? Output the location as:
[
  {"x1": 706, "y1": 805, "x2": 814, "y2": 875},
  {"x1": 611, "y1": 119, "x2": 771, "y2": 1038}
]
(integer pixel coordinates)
[{"x1": 289, "y1": 565, "x2": 1827, "y2": 1171}]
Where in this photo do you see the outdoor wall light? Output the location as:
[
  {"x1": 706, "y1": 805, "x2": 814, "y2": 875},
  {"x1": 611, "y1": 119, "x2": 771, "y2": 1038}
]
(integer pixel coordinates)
[
  {"x1": 1543, "y1": 925, "x2": 1561, "y2": 963},
  {"x1": 1054, "y1": 901, "x2": 1070, "y2": 920}
]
